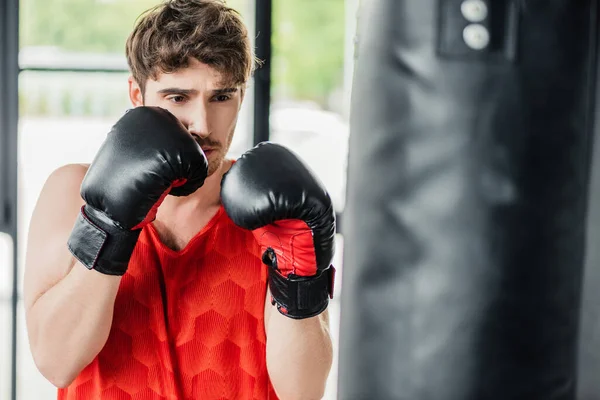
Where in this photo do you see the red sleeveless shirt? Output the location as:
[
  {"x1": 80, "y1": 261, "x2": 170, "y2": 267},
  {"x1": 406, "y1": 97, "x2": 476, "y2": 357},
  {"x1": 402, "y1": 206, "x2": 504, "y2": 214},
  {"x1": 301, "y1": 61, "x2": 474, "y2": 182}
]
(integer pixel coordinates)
[{"x1": 58, "y1": 206, "x2": 279, "y2": 399}]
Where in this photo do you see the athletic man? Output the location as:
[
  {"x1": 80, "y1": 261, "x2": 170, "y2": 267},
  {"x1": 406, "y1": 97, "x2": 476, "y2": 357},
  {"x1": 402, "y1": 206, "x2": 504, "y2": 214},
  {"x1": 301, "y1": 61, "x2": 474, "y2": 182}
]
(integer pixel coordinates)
[{"x1": 23, "y1": 1, "x2": 335, "y2": 398}]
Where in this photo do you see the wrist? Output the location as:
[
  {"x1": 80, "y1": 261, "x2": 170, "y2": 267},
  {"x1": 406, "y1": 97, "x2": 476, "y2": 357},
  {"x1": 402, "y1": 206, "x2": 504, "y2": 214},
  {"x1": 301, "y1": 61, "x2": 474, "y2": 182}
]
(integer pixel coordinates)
[
  {"x1": 67, "y1": 205, "x2": 141, "y2": 276},
  {"x1": 266, "y1": 249, "x2": 336, "y2": 319}
]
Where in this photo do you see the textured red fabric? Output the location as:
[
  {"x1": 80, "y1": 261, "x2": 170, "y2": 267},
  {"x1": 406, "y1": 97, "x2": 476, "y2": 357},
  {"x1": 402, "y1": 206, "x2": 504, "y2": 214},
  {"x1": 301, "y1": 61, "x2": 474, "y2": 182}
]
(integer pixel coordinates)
[{"x1": 58, "y1": 206, "x2": 279, "y2": 399}]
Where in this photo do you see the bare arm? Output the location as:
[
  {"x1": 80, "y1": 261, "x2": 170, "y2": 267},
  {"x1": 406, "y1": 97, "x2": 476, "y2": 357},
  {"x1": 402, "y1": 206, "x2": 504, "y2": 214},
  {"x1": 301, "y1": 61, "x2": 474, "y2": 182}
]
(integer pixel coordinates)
[
  {"x1": 264, "y1": 289, "x2": 333, "y2": 400},
  {"x1": 23, "y1": 164, "x2": 121, "y2": 388}
]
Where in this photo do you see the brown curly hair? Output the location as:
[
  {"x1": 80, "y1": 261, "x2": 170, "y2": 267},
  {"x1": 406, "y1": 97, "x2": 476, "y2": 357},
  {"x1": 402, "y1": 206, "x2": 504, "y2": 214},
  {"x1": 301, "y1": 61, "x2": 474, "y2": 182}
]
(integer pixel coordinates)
[{"x1": 126, "y1": 0, "x2": 257, "y2": 94}]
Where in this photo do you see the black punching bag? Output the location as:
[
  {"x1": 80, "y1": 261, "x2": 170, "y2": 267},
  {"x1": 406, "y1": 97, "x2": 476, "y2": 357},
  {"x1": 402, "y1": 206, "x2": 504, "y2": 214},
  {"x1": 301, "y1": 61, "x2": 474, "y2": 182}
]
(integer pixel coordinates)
[{"x1": 338, "y1": 1, "x2": 598, "y2": 399}]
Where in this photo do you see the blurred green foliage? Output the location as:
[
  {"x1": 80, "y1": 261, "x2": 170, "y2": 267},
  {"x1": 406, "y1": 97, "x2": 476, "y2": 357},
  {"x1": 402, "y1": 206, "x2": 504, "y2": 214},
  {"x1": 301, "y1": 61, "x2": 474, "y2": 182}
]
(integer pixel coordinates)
[
  {"x1": 272, "y1": 0, "x2": 345, "y2": 105},
  {"x1": 19, "y1": 0, "x2": 345, "y2": 109}
]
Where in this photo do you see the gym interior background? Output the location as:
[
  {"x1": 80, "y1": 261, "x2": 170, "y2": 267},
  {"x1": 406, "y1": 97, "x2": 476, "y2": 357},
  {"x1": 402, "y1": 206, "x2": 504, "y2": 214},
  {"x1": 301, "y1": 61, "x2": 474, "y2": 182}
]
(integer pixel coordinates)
[{"x1": 0, "y1": 0, "x2": 358, "y2": 398}]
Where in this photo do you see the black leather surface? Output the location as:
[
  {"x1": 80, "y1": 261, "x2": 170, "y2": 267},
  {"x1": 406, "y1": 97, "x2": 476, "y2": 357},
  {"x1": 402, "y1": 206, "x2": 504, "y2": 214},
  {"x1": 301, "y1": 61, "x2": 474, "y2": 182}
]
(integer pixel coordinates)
[
  {"x1": 221, "y1": 142, "x2": 336, "y2": 271},
  {"x1": 68, "y1": 106, "x2": 208, "y2": 275},
  {"x1": 338, "y1": 1, "x2": 598, "y2": 399},
  {"x1": 267, "y1": 262, "x2": 334, "y2": 319},
  {"x1": 81, "y1": 106, "x2": 208, "y2": 229},
  {"x1": 68, "y1": 206, "x2": 140, "y2": 276}
]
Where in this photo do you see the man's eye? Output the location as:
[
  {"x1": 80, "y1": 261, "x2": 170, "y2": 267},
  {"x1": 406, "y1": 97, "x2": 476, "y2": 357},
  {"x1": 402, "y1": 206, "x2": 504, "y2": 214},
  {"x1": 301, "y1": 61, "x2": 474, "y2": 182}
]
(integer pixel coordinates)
[
  {"x1": 214, "y1": 95, "x2": 231, "y2": 102},
  {"x1": 169, "y1": 95, "x2": 186, "y2": 103}
]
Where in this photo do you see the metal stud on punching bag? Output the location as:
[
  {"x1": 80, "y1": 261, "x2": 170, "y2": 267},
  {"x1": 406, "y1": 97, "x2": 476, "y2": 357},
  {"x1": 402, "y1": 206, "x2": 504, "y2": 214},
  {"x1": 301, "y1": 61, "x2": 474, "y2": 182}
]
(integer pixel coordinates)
[{"x1": 338, "y1": 1, "x2": 599, "y2": 399}]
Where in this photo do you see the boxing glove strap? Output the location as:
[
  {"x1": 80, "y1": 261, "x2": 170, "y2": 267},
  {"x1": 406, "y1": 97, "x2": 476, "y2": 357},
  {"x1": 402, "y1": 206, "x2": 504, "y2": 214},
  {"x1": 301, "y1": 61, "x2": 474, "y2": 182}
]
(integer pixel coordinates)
[
  {"x1": 67, "y1": 205, "x2": 141, "y2": 276},
  {"x1": 266, "y1": 251, "x2": 336, "y2": 319}
]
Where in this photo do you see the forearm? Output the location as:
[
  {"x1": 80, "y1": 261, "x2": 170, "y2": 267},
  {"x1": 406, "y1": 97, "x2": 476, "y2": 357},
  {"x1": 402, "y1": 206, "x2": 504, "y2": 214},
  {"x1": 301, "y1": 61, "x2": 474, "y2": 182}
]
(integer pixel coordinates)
[
  {"x1": 27, "y1": 262, "x2": 121, "y2": 387},
  {"x1": 266, "y1": 307, "x2": 333, "y2": 400}
]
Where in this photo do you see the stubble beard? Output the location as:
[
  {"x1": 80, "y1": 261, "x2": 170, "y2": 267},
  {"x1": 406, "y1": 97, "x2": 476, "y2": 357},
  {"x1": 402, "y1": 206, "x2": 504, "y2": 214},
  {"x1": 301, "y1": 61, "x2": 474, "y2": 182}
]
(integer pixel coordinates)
[{"x1": 206, "y1": 126, "x2": 236, "y2": 176}]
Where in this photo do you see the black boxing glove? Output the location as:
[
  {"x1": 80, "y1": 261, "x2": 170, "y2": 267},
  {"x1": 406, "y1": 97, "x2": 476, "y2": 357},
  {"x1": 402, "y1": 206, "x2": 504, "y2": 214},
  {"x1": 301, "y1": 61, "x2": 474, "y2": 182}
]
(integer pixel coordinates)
[
  {"x1": 67, "y1": 107, "x2": 208, "y2": 276},
  {"x1": 221, "y1": 142, "x2": 336, "y2": 319}
]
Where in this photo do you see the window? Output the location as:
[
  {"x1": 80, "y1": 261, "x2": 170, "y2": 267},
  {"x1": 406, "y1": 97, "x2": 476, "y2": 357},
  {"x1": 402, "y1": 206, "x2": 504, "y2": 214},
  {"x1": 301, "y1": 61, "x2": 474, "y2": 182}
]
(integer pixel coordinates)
[{"x1": 269, "y1": 1, "x2": 358, "y2": 397}]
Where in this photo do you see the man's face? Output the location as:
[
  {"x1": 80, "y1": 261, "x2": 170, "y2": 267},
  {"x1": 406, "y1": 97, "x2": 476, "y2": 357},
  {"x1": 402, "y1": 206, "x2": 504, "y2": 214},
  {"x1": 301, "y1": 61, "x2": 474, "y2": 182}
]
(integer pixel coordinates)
[{"x1": 128, "y1": 58, "x2": 244, "y2": 176}]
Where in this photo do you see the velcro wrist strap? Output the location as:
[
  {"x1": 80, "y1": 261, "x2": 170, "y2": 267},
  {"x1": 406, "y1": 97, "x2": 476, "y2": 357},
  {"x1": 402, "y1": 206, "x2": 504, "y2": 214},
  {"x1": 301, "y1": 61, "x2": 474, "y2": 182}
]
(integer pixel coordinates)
[
  {"x1": 67, "y1": 205, "x2": 141, "y2": 276},
  {"x1": 268, "y1": 263, "x2": 336, "y2": 319}
]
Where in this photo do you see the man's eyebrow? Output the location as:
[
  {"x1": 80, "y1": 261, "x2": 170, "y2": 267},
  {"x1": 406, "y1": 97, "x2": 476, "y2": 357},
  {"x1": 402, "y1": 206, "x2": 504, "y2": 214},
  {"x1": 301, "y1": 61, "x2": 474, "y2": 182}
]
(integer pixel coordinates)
[
  {"x1": 155, "y1": 87, "x2": 238, "y2": 95},
  {"x1": 212, "y1": 88, "x2": 238, "y2": 94},
  {"x1": 156, "y1": 88, "x2": 198, "y2": 95}
]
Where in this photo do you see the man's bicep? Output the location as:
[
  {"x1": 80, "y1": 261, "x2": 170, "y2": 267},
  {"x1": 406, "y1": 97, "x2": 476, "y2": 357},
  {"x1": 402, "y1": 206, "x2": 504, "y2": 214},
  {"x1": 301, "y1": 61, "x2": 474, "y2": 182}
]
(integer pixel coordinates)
[
  {"x1": 319, "y1": 308, "x2": 330, "y2": 328},
  {"x1": 23, "y1": 164, "x2": 88, "y2": 312}
]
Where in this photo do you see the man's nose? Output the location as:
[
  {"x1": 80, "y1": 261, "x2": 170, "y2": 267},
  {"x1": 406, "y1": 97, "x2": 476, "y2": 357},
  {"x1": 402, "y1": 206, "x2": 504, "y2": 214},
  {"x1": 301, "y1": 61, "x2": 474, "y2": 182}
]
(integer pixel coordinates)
[{"x1": 187, "y1": 105, "x2": 210, "y2": 138}]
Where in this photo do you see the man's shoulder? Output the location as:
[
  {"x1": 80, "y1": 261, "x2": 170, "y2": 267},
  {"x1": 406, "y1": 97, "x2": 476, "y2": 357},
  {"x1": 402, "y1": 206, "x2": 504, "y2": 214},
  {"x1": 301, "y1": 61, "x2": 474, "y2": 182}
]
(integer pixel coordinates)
[
  {"x1": 49, "y1": 163, "x2": 89, "y2": 181},
  {"x1": 42, "y1": 163, "x2": 89, "y2": 194},
  {"x1": 53, "y1": 162, "x2": 89, "y2": 174},
  {"x1": 224, "y1": 157, "x2": 235, "y2": 170}
]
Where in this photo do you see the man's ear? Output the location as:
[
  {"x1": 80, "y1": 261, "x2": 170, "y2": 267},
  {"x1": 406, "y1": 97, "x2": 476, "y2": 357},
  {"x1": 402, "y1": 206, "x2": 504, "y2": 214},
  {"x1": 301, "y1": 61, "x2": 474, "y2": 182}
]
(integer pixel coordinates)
[{"x1": 128, "y1": 76, "x2": 144, "y2": 107}]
